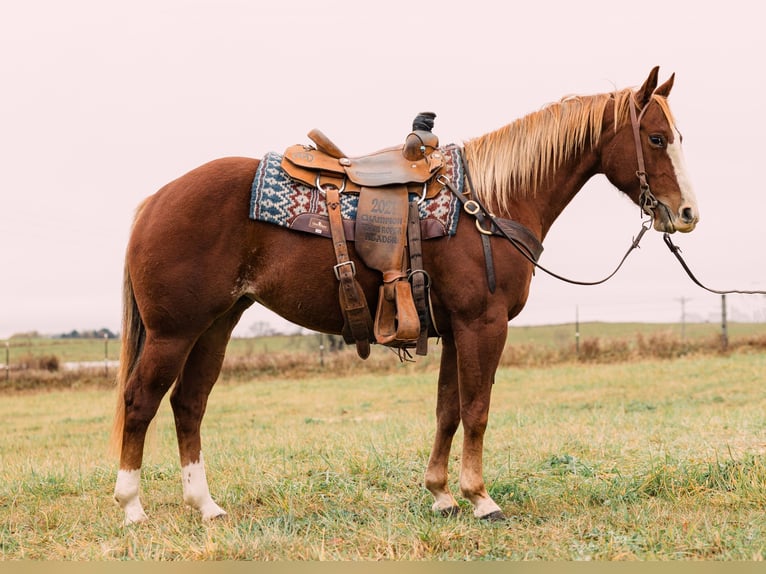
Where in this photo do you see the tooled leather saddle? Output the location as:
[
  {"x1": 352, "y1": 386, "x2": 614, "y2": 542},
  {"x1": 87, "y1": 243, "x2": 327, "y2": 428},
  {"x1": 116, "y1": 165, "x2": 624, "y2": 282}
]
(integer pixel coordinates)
[{"x1": 281, "y1": 112, "x2": 444, "y2": 359}]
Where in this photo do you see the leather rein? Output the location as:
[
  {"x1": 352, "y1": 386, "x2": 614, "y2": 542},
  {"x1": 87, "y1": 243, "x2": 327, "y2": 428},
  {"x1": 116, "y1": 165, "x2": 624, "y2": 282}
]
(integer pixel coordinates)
[{"x1": 662, "y1": 234, "x2": 766, "y2": 295}]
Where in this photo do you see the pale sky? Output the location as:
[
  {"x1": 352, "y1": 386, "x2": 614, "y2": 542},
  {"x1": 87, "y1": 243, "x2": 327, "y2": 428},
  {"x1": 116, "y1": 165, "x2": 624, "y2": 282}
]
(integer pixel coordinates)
[{"x1": 2, "y1": 0, "x2": 765, "y2": 339}]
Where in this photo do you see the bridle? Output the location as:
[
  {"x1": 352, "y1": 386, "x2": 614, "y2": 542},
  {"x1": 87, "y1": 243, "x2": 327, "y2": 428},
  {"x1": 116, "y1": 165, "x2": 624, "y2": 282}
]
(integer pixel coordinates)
[
  {"x1": 629, "y1": 94, "x2": 659, "y2": 218},
  {"x1": 629, "y1": 93, "x2": 680, "y2": 228}
]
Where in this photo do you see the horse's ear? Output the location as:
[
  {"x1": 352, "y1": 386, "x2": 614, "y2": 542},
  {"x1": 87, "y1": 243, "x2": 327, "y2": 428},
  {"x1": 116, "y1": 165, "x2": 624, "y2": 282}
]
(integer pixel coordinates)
[
  {"x1": 635, "y1": 66, "x2": 660, "y2": 107},
  {"x1": 653, "y1": 73, "x2": 675, "y2": 98}
]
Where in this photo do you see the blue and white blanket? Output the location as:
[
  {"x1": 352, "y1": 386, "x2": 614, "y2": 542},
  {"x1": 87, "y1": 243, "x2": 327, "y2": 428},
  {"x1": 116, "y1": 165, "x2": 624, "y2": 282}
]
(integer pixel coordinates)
[{"x1": 249, "y1": 144, "x2": 464, "y2": 239}]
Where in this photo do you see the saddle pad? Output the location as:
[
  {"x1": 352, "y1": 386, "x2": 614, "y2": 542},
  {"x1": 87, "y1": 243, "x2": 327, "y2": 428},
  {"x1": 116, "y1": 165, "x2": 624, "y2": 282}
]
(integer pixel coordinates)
[{"x1": 250, "y1": 144, "x2": 464, "y2": 240}]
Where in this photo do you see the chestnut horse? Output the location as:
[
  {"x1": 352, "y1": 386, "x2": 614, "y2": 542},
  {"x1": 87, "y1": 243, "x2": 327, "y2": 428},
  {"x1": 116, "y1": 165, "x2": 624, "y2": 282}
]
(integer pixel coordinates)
[{"x1": 110, "y1": 67, "x2": 699, "y2": 524}]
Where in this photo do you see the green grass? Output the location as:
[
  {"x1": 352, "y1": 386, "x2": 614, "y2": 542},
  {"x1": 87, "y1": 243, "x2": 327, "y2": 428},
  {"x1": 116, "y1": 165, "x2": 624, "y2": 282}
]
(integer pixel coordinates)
[{"x1": 2, "y1": 351, "x2": 766, "y2": 559}]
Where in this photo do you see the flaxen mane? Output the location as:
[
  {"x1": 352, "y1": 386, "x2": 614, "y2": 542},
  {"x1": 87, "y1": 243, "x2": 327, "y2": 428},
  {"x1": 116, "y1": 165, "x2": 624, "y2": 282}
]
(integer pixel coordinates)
[{"x1": 463, "y1": 87, "x2": 674, "y2": 213}]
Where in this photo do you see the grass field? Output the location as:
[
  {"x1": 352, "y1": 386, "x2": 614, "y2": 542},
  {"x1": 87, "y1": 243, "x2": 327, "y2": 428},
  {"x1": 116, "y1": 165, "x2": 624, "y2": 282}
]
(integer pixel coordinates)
[{"x1": 2, "y1": 344, "x2": 766, "y2": 560}]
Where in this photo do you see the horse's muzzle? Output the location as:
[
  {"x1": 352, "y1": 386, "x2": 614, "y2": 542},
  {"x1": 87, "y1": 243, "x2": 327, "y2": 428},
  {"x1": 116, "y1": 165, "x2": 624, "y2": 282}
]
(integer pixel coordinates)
[{"x1": 653, "y1": 203, "x2": 699, "y2": 233}]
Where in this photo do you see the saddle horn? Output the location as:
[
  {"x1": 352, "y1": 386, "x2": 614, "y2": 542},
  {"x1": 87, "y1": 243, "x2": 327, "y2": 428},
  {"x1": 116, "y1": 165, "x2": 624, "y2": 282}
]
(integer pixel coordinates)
[{"x1": 403, "y1": 112, "x2": 438, "y2": 161}]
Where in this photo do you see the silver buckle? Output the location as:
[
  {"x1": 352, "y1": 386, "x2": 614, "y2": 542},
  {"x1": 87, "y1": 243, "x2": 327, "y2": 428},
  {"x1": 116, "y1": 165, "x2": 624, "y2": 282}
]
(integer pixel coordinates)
[{"x1": 333, "y1": 260, "x2": 356, "y2": 280}]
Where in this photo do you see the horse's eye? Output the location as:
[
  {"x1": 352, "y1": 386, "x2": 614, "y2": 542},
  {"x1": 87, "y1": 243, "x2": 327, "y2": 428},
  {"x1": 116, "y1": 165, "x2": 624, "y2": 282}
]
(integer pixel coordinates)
[{"x1": 648, "y1": 134, "x2": 666, "y2": 148}]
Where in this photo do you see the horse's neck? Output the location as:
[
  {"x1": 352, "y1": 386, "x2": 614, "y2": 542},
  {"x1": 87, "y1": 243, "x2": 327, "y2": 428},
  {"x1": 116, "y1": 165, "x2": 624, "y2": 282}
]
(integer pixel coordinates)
[
  {"x1": 535, "y1": 151, "x2": 600, "y2": 240},
  {"x1": 473, "y1": 99, "x2": 617, "y2": 242},
  {"x1": 531, "y1": 97, "x2": 625, "y2": 240},
  {"x1": 496, "y1": 147, "x2": 600, "y2": 243}
]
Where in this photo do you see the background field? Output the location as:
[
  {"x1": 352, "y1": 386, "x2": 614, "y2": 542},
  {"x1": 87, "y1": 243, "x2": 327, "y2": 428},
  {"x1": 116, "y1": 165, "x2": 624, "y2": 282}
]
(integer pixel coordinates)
[
  {"x1": 1, "y1": 324, "x2": 766, "y2": 560},
  {"x1": 5, "y1": 320, "x2": 764, "y2": 362},
  {"x1": 3, "y1": 321, "x2": 765, "y2": 390}
]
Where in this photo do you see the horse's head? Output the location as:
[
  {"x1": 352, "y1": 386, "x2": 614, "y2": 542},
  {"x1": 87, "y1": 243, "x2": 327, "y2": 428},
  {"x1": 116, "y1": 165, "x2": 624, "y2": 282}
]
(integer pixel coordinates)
[{"x1": 602, "y1": 67, "x2": 699, "y2": 233}]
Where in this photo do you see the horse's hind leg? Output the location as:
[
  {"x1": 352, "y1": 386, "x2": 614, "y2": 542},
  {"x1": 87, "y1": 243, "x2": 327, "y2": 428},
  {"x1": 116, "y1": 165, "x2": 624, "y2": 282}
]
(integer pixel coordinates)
[
  {"x1": 170, "y1": 299, "x2": 252, "y2": 520},
  {"x1": 114, "y1": 335, "x2": 194, "y2": 524}
]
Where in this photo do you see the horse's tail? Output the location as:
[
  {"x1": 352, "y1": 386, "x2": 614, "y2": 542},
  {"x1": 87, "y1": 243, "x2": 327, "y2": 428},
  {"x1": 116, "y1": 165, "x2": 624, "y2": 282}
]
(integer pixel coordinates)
[{"x1": 108, "y1": 202, "x2": 149, "y2": 458}]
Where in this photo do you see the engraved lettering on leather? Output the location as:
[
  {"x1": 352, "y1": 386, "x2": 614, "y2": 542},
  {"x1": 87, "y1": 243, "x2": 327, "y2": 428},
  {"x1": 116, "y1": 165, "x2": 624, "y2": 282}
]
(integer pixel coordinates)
[{"x1": 355, "y1": 186, "x2": 409, "y2": 272}]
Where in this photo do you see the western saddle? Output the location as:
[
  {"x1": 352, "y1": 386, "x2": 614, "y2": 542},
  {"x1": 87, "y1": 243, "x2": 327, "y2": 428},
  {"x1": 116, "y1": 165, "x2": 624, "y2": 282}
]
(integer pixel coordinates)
[{"x1": 281, "y1": 112, "x2": 444, "y2": 359}]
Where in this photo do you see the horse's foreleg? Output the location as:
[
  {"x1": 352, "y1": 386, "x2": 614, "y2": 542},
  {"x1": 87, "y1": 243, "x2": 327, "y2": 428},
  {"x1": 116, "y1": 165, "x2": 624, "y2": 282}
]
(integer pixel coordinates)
[
  {"x1": 170, "y1": 300, "x2": 250, "y2": 520},
  {"x1": 114, "y1": 336, "x2": 193, "y2": 525},
  {"x1": 424, "y1": 337, "x2": 461, "y2": 515},
  {"x1": 455, "y1": 321, "x2": 508, "y2": 520}
]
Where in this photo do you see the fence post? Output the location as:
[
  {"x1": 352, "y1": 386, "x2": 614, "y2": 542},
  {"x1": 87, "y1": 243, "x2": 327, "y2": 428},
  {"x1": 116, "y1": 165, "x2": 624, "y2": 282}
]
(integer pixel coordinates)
[
  {"x1": 575, "y1": 305, "x2": 580, "y2": 356},
  {"x1": 319, "y1": 333, "x2": 325, "y2": 367},
  {"x1": 104, "y1": 333, "x2": 109, "y2": 377},
  {"x1": 721, "y1": 294, "x2": 729, "y2": 350},
  {"x1": 5, "y1": 340, "x2": 8, "y2": 382}
]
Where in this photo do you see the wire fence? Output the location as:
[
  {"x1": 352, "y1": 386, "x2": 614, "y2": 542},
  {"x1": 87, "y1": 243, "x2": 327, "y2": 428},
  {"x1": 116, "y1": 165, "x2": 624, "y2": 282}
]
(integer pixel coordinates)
[
  {"x1": 5, "y1": 319, "x2": 766, "y2": 383},
  {"x1": 2, "y1": 335, "x2": 118, "y2": 381}
]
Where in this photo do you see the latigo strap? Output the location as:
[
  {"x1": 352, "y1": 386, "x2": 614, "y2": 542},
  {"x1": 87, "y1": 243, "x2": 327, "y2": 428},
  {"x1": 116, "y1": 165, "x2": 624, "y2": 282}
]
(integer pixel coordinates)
[{"x1": 324, "y1": 184, "x2": 374, "y2": 359}]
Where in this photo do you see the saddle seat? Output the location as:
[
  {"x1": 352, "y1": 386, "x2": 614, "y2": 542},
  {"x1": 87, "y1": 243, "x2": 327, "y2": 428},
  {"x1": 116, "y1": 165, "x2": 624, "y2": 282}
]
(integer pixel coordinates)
[
  {"x1": 281, "y1": 126, "x2": 445, "y2": 198},
  {"x1": 280, "y1": 113, "x2": 443, "y2": 359}
]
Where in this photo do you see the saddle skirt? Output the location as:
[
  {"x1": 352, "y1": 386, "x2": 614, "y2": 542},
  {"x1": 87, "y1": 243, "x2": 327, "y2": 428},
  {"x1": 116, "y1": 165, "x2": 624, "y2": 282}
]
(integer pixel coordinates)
[{"x1": 249, "y1": 144, "x2": 464, "y2": 240}]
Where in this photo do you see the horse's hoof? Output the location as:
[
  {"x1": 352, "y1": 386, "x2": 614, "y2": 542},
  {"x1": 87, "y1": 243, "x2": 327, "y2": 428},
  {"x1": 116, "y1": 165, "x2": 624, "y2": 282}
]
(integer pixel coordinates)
[
  {"x1": 122, "y1": 515, "x2": 148, "y2": 527},
  {"x1": 202, "y1": 510, "x2": 228, "y2": 522},
  {"x1": 439, "y1": 506, "x2": 460, "y2": 518},
  {"x1": 480, "y1": 510, "x2": 507, "y2": 522}
]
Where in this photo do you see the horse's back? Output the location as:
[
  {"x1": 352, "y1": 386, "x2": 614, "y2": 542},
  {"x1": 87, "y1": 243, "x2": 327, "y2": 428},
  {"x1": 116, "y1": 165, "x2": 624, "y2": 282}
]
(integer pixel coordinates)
[{"x1": 140, "y1": 156, "x2": 259, "y2": 220}]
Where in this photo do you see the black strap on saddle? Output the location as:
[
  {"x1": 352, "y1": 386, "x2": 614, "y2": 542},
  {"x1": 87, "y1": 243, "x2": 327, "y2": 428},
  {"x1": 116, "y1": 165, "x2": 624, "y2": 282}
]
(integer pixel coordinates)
[
  {"x1": 439, "y1": 150, "x2": 544, "y2": 293},
  {"x1": 407, "y1": 200, "x2": 430, "y2": 355}
]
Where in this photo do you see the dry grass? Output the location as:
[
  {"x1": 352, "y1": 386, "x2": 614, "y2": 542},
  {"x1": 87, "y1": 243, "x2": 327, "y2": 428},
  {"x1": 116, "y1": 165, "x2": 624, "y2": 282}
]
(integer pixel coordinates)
[{"x1": 4, "y1": 328, "x2": 765, "y2": 395}]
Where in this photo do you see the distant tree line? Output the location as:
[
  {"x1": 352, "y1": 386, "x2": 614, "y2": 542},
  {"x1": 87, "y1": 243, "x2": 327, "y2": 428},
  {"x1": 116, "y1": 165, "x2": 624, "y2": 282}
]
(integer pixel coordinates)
[{"x1": 56, "y1": 328, "x2": 118, "y2": 339}]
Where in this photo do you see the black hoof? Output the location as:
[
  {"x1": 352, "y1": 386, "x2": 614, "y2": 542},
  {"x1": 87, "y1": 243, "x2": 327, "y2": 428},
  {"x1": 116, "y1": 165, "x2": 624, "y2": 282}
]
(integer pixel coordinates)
[
  {"x1": 480, "y1": 510, "x2": 507, "y2": 522},
  {"x1": 439, "y1": 506, "x2": 460, "y2": 518}
]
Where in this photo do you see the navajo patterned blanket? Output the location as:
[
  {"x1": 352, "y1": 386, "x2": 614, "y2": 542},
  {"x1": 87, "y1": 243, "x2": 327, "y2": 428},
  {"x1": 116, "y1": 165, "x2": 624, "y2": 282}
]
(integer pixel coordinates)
[{"x1": 249, "y1": 144, "x2": 464, "y2": 240}]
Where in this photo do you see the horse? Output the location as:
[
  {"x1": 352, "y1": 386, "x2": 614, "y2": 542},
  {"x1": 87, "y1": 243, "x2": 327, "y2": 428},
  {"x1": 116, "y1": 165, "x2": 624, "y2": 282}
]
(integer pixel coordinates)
[{"x1": 110, "y1": 67, "x2": 699, "y2": 524}]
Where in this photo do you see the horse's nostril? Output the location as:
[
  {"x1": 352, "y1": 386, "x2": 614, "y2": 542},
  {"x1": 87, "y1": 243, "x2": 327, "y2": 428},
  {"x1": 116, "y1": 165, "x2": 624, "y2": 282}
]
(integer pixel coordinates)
[{"x1": 681, "y1": 207, "x2": 695, "y2": 224}]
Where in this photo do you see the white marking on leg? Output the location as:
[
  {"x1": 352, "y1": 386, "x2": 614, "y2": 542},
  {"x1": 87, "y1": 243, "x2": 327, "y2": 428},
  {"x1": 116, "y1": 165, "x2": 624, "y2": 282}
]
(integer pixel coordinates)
[
  {"x1": 181, "y1": 452, "x2": 226, "y2": 520},
  {"x1": 430, "y1": 492, "x2": 459, "y2": 514},
  {"x1": 472, "y1": 496, "x2": 503, "y2": 519},
  {"x1": 114, "y1": 468, "x2": 148, "y2": 525}
]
